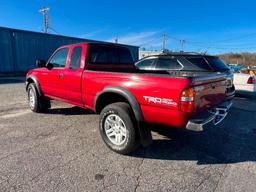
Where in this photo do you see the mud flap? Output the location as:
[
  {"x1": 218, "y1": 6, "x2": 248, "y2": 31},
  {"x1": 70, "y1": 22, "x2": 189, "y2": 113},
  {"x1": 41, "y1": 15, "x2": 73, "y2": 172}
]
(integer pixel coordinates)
[{"x1": 138, "y1": 122, "x2": 152, "y2": 147}]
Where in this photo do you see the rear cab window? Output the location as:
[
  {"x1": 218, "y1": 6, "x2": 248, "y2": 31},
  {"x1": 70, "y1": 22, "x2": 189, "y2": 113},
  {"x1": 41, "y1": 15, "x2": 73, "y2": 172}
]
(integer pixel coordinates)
[
  {"x1": 119, "y1": 48, "x2": 134, "y2": 64},
  {"x1": 88, "y1": 44, "x2": 134, "y2": 65}
]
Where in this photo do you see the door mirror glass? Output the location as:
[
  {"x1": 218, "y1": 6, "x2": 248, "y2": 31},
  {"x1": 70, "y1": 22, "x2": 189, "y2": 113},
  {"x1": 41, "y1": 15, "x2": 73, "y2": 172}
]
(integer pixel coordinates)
[{"x1": 46, "y1": 63, "x2": 54, "y2": 70}]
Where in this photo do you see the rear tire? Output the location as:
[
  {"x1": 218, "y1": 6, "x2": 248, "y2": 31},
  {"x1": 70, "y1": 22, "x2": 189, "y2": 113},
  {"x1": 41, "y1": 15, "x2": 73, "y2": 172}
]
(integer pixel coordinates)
[
  {"x1": 27, "y1": 83, "x2": 51, "y2": 113},
  {"x1": 99, "y1": 102, "x2": 139, "y2": 154}
]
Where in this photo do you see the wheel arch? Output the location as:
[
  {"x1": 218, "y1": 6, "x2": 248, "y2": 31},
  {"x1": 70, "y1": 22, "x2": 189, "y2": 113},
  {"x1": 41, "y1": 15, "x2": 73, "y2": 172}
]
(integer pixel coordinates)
[
  {"x1": 95, "y1": 86, "x2": 152, "y2": 147},
  {"x1": 95, "y1": 86, "x2": 144, "y2": 123},
  {"x1": 26, "y1": 75, "x2": 43, "y2": 96}
]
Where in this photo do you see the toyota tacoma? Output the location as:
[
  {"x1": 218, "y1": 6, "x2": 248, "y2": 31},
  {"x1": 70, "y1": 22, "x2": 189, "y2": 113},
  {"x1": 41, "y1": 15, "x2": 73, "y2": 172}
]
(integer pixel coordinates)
[{"x1": 25, "y1": 43, "x2": 235, "y2": 154}]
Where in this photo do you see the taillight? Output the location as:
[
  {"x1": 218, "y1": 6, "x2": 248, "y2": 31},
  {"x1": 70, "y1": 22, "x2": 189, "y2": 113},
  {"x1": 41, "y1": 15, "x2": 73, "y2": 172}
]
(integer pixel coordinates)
[
  {"x1": 180, "y1": 87, "x2": 195, "y2": 113},
  {"x1": 247, "y1": 76, "x2": 256, "y2": 84}
]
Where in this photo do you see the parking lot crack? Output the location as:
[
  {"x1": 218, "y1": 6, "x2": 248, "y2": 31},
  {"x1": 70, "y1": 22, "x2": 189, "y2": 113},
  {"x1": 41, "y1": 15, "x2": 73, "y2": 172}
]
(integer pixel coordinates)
[
  {"x1": 134, "y1": 149, "x2": 146, "y2": 192},
  {"x1": 194, "y1": 173, "x2": 212, "y2": 191},
  {"x1": 213, "y1": 164, "x2": 228, "y2": 192}
]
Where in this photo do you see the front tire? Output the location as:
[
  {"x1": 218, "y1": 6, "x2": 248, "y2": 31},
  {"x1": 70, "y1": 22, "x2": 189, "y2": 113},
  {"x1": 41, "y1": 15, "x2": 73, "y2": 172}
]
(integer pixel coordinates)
[
  {"x1": 27, "y1": 83, "x2": 51, "y2": 113},
  {"x1": 99, "y1": 102, "x2": 139, "y2": 154}
]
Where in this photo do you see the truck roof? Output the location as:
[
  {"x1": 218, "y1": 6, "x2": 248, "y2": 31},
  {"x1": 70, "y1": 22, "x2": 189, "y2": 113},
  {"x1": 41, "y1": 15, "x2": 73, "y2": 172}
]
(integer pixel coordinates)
[{"x1": 59, "y1": 42, "x2": 133, "y2": 49}]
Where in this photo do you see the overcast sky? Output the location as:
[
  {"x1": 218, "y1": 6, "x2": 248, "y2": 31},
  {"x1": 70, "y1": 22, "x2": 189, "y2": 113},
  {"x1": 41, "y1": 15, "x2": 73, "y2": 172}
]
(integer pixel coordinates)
[{"x1": 1, "y1": 0, "x2": 256, "y2": 53}]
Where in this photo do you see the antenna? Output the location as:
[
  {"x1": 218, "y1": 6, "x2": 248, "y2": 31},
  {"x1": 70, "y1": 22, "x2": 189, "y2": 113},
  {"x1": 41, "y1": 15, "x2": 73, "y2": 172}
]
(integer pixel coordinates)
[
  {"x1": 162, "y1": 33, "x2": 166, "y2": 51},
  {"x1": 39, "y1": 7, "x2": 50, "y2": 33},
  {"x1": 180, "y1": 39, "x2": 186, "y2": 51}
]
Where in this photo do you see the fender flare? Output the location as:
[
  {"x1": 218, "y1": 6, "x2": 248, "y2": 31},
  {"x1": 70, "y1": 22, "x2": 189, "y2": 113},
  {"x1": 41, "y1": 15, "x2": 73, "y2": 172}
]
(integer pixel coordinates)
[
  {"x1": 25, "y1": 75, "x2": 43, "y2": 96},
  {"x1": 95, "y1": 86, "x2": 152, "y2": 146},
  {"x1": 95, "y1": 86, "x2": 144, "y2": 122}
]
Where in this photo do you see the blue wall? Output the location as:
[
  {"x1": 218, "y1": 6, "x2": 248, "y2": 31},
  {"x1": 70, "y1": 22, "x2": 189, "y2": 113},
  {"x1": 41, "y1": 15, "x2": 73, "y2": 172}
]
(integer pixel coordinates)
[{"x1": 0, "y1": 27, "x2": 139, "y2": 73}]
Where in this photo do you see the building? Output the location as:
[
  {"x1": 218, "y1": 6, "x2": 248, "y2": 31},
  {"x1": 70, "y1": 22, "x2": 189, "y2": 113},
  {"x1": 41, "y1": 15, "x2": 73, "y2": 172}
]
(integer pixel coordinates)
[
  {"x1": 139, "y1": 50, "x2": 162, "y2": 59},
  {"x1": 0, "y1": 26, "x2": 139, "y2": 73}
]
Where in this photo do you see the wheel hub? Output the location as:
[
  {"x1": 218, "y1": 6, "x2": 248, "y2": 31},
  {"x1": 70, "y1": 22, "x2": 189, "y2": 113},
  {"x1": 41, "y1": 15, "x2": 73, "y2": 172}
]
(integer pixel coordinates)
[
  {"x1": 104, "y1": 114, "x2": 127, "y2": 146},
  {"x1": 28, "y1": 89, "x2": 35, "y2": 109}
]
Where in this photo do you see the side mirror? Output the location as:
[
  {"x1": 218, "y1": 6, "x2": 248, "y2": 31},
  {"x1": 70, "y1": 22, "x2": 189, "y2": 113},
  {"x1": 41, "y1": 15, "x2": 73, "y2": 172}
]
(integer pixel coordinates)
[
  {"x1": 36, "y1": 60, "x2": 46, "y2": 68},
  {"x1": 46, "y1": 63, "x2": 54, "y2": 70}
]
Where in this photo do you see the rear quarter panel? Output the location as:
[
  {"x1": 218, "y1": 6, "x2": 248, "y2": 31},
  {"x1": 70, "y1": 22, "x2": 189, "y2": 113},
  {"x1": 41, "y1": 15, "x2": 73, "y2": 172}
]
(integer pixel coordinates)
[{"x1": 82, "y1": 71, "x2": 191, "y2": 127}]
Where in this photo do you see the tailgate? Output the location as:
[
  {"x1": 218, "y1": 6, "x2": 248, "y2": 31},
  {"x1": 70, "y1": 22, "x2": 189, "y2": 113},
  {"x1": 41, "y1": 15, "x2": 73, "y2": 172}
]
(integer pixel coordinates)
[{"x1": 191, "y1": 73, "x2": 228, "y2": 113}]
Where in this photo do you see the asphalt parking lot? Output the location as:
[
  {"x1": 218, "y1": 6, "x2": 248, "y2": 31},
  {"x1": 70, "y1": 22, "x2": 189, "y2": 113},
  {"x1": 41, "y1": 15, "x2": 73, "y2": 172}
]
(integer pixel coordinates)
[{"x1": 0, "y1": 77, "x2": 256, "y2": 192}]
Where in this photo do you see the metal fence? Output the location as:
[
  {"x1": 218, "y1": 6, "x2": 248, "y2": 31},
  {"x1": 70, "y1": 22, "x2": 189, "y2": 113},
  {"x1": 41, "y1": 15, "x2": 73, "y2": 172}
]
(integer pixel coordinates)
[{"x1": 0, "y1": 27, "x2": 139, "y2": 73}]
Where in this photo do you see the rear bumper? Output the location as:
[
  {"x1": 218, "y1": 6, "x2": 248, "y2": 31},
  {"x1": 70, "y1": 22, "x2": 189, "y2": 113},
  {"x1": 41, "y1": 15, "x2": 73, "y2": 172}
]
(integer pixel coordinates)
[
  {"x1": 226, "y1": 85, "x2": 236, "y2": 101},
  {"x1": 186, "y1": 100, "x2": 232, "y2": 132}
]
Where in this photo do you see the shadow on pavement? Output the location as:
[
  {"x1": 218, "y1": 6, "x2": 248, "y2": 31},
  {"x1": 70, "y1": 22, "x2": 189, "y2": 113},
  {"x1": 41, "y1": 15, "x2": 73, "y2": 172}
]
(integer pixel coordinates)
[
  {"x1": 131, "y1": 106, "x2": 256, "y2": 165},
  {"x1": 45, "y1": 106, "x2": 95, "y2": 116},
  {"x1": 236, "y1": 92, "x2": 256, "y2": 100},
  {"x1": 0, "y1": 78, "x2": 25, "y2": 84},
  {"x1": 42, "y1": 98, "x2": 256, "y2": 165}
]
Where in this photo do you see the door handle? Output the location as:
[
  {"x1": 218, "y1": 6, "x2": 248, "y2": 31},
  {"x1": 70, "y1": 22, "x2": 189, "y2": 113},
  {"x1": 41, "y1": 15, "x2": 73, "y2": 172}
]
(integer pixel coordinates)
[{"x1": 59, "y1": 73, "x2": 64, "y2": 78}]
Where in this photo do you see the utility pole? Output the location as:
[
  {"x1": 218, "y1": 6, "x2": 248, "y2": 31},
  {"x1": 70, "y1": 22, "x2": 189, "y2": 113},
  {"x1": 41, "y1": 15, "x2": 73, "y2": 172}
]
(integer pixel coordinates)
[
  {"x1": 114, "y1": 36, "x2": 118, "y2": 44},
  {"x1": 39, "y1": 7, "x2": 50, "y2": 33},
  {"x1": 162, "y1": 33, "x2": 166, "y2": 51},
  {"x1": 180, "y1": 39, "x2": 185, "y2": 51}
]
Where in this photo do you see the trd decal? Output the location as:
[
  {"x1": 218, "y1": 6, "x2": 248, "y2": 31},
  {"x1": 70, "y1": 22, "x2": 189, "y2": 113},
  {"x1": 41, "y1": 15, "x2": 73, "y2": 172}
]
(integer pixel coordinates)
[{"x1": 143, "y1": 96, "x2": 177, "y2": 106}]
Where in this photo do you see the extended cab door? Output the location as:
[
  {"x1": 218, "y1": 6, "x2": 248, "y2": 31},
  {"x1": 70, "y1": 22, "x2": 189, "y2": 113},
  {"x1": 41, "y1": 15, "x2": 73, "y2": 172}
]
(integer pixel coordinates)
[
  {"x1": 41, "y1": 47, "x2": 70, "y2": 99},
  {"x1": 62, "y1": 44, "x2": 85, "y2": 105}
]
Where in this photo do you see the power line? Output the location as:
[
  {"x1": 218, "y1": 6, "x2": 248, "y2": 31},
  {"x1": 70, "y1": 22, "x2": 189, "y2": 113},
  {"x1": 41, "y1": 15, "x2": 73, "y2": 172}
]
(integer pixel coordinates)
[
  {"x1": 185, "y1": 39, "x2": 256, "y2": 48},
  {"x1": 210, "y1": 32, "x2": 256, "y2": 43},
  {"x1": 169, "y1": 35, "x2": 256, "y2": 51},
  {"x1": 187, "y1": 42, "x2": 256, "y2": 50},
  {"x1": 181, "y1": 32, "x2": 256, "y2": 47},
  {"x1": 138, "y1": 37, "x2": 162, "y2": 47},
  {"x1": 140, "y1": 33, "x2": 256, "y2": 52},
  {"x1": 48, "y1": 27, "x2": 60, "y2": 35}
]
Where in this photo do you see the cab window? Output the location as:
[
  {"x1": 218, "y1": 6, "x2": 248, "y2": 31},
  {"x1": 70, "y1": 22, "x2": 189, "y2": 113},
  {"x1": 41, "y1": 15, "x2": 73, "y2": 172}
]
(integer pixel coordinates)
[
  {"x1": 88, "y1": 45, "x2": 133, "y2": 65},
  {"x1": 70, "y1": 46, "x2": 82, "y2": 69},
  {"x1": 49, "y1": 48, "x2": 69, "y2": 68}
]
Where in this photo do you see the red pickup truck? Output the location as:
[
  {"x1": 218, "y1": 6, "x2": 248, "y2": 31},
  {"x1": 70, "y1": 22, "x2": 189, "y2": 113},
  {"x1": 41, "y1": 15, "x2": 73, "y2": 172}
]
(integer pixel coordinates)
[{"x1": 25, "y1": 42, "x2": 234, "y2": 154}]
